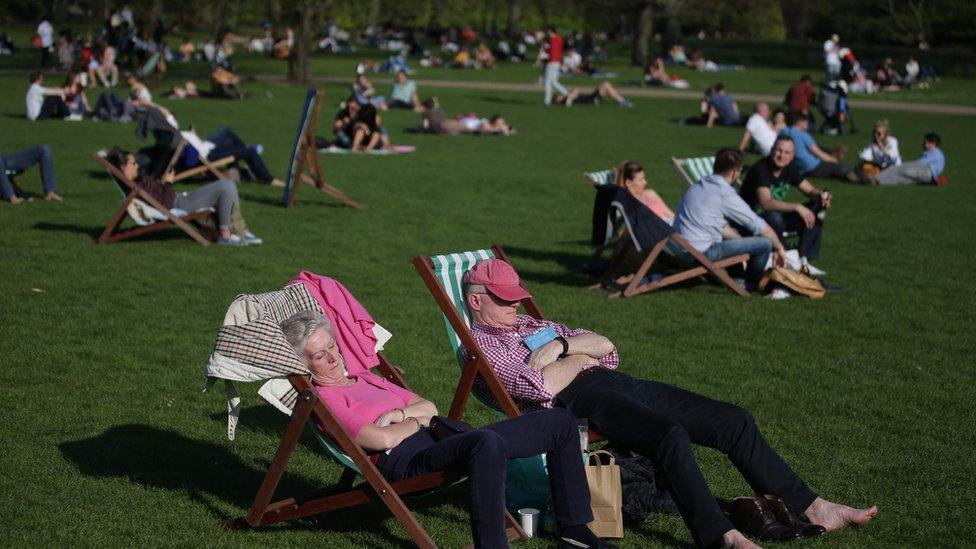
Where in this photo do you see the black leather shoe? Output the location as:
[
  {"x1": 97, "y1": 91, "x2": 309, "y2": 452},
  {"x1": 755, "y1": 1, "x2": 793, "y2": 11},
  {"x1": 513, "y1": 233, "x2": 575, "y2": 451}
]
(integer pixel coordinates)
[
  {"x1": 730, "y1": 496, "x2": 799, "y2": 542},
  {"x1": 762, "y1": 495, "x2": 827, "y2": 539}
]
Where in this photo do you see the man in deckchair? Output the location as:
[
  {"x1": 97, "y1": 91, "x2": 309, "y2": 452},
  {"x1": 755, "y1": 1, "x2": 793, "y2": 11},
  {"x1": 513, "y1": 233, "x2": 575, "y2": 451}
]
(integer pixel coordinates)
[
  {"x1": 673, "y1": 148, "x2": 788, "y2": 292},
  {"x1": 461, "y1": 258, "x2": 877, "y2": 548},
  {"x1": 278, "y1": 310, "x2": 610, "y2": 549}
]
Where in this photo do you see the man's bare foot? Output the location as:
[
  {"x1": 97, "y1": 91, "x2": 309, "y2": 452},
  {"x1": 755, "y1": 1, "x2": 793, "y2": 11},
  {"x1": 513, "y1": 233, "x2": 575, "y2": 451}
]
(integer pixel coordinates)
[
  {"x1": 270, "y1": 178, "x2": 286, "y2": 188},
  {"x1": 45, "y1": 191, "x2": 63, "y2": 202},
  {"x1": 722, "y1": 529, "x2": 761, "y2": 549},
  {"x1": 804, "y1": 497, "x2": 878, "y2": 532},
  {"x1": 8, "y1": 195, "x2": 23, "y2": 205}
]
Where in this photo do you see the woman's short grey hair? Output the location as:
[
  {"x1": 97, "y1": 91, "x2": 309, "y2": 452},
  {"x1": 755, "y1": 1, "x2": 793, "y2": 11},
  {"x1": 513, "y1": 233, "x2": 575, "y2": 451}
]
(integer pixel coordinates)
[{"x1": 280, "y1": 310, "x2": 334, "y2": 354}]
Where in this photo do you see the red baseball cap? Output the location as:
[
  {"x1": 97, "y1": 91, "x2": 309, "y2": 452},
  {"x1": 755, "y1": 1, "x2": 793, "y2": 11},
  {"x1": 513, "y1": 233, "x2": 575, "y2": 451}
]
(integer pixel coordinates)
[{"x1": 463, "y1": 259, "x2": 532, "y2": 302}]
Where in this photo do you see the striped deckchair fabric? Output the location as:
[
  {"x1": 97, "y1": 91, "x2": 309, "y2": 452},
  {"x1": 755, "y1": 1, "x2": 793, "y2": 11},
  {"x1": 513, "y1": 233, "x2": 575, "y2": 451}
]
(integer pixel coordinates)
[
  {"x1": 671, "y1": 156, "x2": 715, "y2": 186},
  {"x1": 427, "y1": 248, "x2": 496, "y2": 367},
  {"x1": 582, "y1": 169, "x2": 615, "y2": 187}
]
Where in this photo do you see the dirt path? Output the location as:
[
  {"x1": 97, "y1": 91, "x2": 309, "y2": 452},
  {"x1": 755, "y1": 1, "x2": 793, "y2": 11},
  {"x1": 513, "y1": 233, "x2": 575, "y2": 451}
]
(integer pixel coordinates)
[{"x1": 308, "y1": 75, "x2": 976, "y2": 116}]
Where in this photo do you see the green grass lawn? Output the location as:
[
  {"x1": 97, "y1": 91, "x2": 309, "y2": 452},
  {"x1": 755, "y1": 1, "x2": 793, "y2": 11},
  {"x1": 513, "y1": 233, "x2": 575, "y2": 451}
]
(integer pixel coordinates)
[{"x1": 1, "y1": 66, "x2": 975, "y2": 548}]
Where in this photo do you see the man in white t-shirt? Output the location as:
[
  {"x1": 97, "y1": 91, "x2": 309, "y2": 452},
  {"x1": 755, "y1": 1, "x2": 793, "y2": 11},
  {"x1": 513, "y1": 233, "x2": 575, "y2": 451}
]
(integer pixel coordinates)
[
  {"x1": 823, "y1": 34, "x2": 840, "y2": 79},
  {"x1": 25, "y1": 71, "x2": 72, "y2": 121},
  {"x1": 738, "y1": 102, "x2": 777, "y2": 157},
  {"x1": 37, "y1": 17, "x2": 54, "y2": 68}
]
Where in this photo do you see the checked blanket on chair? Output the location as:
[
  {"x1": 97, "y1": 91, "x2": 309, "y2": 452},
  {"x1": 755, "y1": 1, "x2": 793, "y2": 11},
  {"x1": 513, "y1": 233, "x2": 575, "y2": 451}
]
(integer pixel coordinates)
[{"x1": 204, "y1": 276, "x2": 391, "y2": 440}]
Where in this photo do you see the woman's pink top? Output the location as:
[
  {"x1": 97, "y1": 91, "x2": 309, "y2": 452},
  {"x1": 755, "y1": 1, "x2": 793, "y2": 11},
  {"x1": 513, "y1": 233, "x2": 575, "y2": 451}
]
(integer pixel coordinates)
[
  {"x1": 640, "y1": 189, "x2": 675, "y2": 223},
  {"x1": 315, "y1": 371, "x2": 417, "y2": 440}
]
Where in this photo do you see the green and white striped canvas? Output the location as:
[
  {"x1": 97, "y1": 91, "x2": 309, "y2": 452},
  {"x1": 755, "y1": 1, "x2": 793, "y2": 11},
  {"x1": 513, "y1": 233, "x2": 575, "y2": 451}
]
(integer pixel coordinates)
[
  {"x1": 428, "y1": 248, "x2": 496, "y2": 367},
  {"x1": 584, "y1": 169, "x2": 615, "y2": 186},
  {"x1": 681, "y1": 156, "x2": 715, "y2": 184}
]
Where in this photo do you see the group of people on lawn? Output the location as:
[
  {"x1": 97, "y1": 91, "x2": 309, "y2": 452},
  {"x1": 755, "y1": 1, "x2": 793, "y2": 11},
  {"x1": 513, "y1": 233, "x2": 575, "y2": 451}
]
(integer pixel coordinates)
[{"x1": 275, "y1": 251, "x2": 878, "y2": 548}]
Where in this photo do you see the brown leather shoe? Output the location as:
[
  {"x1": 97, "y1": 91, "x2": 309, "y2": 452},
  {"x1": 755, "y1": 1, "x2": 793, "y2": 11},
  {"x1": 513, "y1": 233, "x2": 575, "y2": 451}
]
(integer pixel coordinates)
[
  {"x1": 762, "y1": 495, "x2": 827, "y2": 539},
  {"x1": 730, "y1": 496, "x2": 799, "y2": 542}
]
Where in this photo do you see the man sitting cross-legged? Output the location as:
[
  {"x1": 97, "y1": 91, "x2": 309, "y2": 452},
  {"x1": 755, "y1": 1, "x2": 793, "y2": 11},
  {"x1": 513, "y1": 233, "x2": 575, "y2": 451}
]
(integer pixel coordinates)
[
  {"x1": 462, "y1": 258, "x2": 877, "y2": 548},
  {"x1": 740, "y1": 135, "x2": 832, "y2": 277},
  {"x1": 780, "y1": 110, "x2": 858, "y2": 183},
  {"x1": 672, "y1": 148, "x2": 788, "y2": 292}
]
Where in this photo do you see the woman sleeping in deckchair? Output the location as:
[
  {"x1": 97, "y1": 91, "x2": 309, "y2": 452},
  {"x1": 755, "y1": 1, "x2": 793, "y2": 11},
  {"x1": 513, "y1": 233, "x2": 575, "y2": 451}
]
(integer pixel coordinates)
[
  {"x1": 105, "y1": 146, "x2": 262, "y2": 246},
  {"x1": 279, "y1": 310, "x2": 612, "y2": 549}
]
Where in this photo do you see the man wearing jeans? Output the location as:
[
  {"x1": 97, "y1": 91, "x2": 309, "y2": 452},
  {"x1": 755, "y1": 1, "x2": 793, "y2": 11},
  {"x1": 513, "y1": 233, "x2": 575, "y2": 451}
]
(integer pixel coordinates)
[
  {"x1": 0, "y1": 144, "x2": 63, "y2": 204},
  {"x1": 462, "y1": 259, "x2": 877, "y2": 548},
  {"x1": 542, "y1": 26, "x2": 569, "y2": 106},
  {"x1": 673, "y1": 148, "x2": 787, "y2": 290}
]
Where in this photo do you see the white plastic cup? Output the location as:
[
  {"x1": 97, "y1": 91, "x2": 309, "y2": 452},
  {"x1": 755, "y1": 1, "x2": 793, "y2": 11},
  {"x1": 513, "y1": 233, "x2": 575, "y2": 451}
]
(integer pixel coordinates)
[{"x1": 518, "y1": 507, "x2": 540, "y2": 538}]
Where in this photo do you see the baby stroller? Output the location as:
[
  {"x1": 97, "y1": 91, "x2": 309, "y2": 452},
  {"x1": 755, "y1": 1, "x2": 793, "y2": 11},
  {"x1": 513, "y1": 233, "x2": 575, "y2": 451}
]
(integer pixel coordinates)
[{"x1": 818, "y1": 81, "x2": 855, "y2": 136}]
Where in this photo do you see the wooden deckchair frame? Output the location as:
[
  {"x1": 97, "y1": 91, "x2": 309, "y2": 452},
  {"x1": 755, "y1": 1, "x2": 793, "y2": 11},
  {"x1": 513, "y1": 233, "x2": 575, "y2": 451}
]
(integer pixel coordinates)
[
  {"x1": 165, "y1": 138, "x2": 236, "y2": 183},
  {"x1": 222, "y1": 355, "x2": 526, "y2": 548},
  {"x1": 413, "y1": 245, "x2": 603, "y2": 443},
  {"x1": 285, "y1": 89, "x2": 363, "y2": 209},
  {"x1": 92, "y1": 153, "x2": 212, "y2": 247},
  {"x1": 582, "y1": 171, "x2": 750, "y2": 298},
  {"x1": 596, "y1": 229, "x2": 750, "y2": 298}
]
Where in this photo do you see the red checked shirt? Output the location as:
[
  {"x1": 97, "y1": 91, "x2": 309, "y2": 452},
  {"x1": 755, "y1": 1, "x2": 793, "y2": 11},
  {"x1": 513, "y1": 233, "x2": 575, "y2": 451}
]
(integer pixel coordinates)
[{"x1": 467, "y1": 315, "x2": 619, "y2": 411}]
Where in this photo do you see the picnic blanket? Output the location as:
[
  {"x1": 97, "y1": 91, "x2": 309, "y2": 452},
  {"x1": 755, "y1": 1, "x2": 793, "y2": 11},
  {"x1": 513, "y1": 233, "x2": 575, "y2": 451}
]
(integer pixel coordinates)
[{"x1": 319, "y1": 145, "x2": 416, "y2": 155}]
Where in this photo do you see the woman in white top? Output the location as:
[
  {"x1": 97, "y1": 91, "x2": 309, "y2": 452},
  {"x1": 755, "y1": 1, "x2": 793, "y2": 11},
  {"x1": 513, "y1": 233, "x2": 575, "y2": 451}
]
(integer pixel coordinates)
[{"x1": 859, "y1": 119, "x2": 901, "y2": 169}]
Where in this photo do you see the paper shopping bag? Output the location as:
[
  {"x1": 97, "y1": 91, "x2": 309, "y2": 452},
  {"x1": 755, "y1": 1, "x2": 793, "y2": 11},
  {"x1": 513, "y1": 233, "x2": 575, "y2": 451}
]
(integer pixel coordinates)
[{"x1": 585, "y1": 450, "x2": 624, "y2": 538}]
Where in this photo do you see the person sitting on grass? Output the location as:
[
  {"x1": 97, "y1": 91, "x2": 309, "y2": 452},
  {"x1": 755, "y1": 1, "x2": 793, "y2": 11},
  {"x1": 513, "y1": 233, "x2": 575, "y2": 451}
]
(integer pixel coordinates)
[
  {"x1": 389, "y1": 69, "x2": 422, "y2": 111},
  {"x1": 740, "y1": 136, "x2": 832, "y2": 277},
  {"x1": 63, "y1": 71, "x2": 91, "y2": 117},
  {"x1": 1, "y1": 145, "x2": 63, "y2": 204},
  {"x1": 673, "y1": 148, "x2": 789, "y2": 291},
  {"x1": 104, "y1": 146, "x2": 261, "y2": 246},
  {"x1": 419, "y1": 98, "x2": 514, "y2": 136},
  {"x1": 553, "y1": 81, "x2": 633, "y2": 108},
  {"x1": 858, "y1": 119, "x2": 901, "y2": 172},
  {"x1": 462, "y1": 256, "x2": 877, "y2": 549},
  {"x1": 349, "y1": 103, "x2": 392, "y2": 151},
  {"x1": 278, "y1": 310, "x2": 610, "y2": 549},
  {"x1": 738, "y1": 102, "x2": 779, "y2": 157},
  {"x1": 705, "y1": 83, "x2": 744, "y2": 127},
  {"x1": 25, "y1": 71, "x2": 73, "y2": 121},
  {"x1": 332, "y1": 96, "x2": 362, "y2": 149},
  {"x1": 352, "y1": 73, "x2": 387, "y2": 111},
  {"x1": 779, "y1": 110, "x2": 859, "y2": 183},
  {"x1": 871, "y1": 132, "x2": 945, "y2": 186}
]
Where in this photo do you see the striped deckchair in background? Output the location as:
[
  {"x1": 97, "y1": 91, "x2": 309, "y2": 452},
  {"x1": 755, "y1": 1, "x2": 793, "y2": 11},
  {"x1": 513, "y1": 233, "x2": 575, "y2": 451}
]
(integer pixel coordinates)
[{"x1": 671, "y1": 155, "x2": 716, "y2": 186}]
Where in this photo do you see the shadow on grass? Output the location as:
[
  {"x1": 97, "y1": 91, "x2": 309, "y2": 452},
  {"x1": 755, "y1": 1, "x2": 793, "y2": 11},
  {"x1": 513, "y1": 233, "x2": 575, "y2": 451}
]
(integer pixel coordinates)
[
  {"x1": 33, "y1": 222, "x2": 103, "y2": 239},
  {"x1": 502, "y1": 245, "x2": 594, "y2": 287},
  {"x1": 57, "y1": 424, "x2": 422, "y2": 546},
  {"x1": 478, "y1": 96, "x2": 535, "y2": 105}
]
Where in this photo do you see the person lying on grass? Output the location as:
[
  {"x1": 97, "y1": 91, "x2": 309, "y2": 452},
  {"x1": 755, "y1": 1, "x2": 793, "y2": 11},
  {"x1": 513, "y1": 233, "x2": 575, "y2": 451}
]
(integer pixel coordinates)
[
  {"x1": 105, "y1": 146, "x2": 261, "y2": 246},
  {"x1": 279, "y1": 310, "x2": 611, "y2": 549},
  {"x1": 553, "y1": 81, "x2": 633, "y2": 108},
  {"x1": 419, "y1": 98, "x2": 514, "y2": 136}
]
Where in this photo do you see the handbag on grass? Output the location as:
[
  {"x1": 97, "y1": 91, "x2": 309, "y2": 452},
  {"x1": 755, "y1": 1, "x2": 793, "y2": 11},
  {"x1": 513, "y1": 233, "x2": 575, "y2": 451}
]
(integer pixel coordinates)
[
  {"x1": 584, "y1": 450, "x2": 624, "y2": 538},
  {"x1": 759, "y1": 267, "x2": 826, "y2": 298}
]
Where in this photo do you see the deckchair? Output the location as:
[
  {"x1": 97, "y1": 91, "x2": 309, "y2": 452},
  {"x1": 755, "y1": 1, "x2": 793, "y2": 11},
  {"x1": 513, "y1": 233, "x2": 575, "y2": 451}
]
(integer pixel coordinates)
[
  {"x1": 412, "y1": 246, "x2": 602, "y2": 444},
  {"x1": 165, "y1": 138, "x2": 236, "y2": 183},
  {"x1": 582, "y1": 169, "x2": 622, "y2": 263},
  {"x1": 206, "y1": 280, "x2": 526, "y2": 547},
  {"x1": 92, "y1": 151, "x2": 213, "y2": 246},
  {"x1": 283, "y1": 89, "x2": 364, "y2": 209},
  {"x1": 671, "y1": 155, "x2": 716, "y2": 186},
  {"x1": 590, "y1": 185, "x2": 750, "y2": 298}
]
